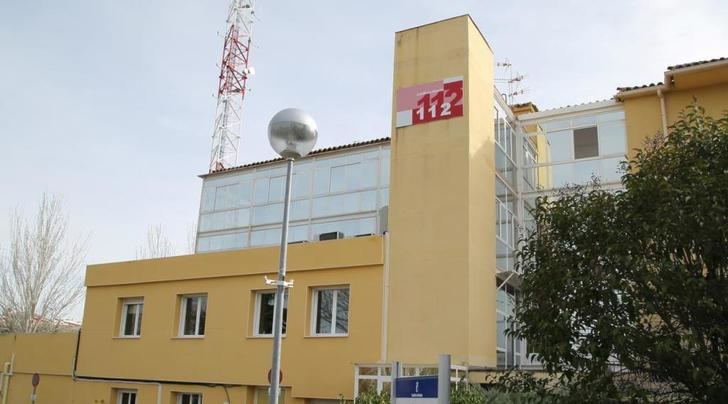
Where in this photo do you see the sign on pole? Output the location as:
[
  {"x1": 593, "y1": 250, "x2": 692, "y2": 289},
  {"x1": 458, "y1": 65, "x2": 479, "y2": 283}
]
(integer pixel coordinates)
[
  {"x1": 392, "y1": 354, "x2": 451, "y2": 404},
  {"x1": 395, "y1": 376, "x2": 438, "y2": 404}
]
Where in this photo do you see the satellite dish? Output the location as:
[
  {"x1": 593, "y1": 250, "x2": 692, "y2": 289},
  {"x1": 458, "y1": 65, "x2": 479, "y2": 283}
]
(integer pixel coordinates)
[{"x1": 245, "y1": 66, "x2": 256, "y2": 76}]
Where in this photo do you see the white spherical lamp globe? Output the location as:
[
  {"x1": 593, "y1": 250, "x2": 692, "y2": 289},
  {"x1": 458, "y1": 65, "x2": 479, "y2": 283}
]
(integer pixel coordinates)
[{"x1": 267, "y1": 108, "x2": 318, "y2": 159}]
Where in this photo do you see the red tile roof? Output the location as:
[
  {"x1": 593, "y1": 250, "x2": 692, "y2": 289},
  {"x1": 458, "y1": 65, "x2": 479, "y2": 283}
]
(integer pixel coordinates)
[
  {"x1": 667, "y1": 56, "x2": 728, "y2": 71},
  {"x1": 203, "y1": 137, "x2": 391, "y2": 177},
  {"x1": 616, "y1": 82, "x2": 663, "y2": 92}
]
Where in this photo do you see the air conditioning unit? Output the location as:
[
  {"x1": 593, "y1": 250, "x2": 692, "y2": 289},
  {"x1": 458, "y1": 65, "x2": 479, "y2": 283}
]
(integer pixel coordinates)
[
  {"x1": 319, "y1": 231, "x2": 344, "y2": 241},
  {"x1": 355, "y1": 233, "x2": 374, "y2": 237},
  {"x1": 289, "y1": 240, "x2": 308, "y2": 244}
]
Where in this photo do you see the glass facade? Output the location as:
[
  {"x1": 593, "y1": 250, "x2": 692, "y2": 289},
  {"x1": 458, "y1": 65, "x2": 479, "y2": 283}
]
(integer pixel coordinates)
[
  {"x1": 196, "y1": 145, "x2": 390, "y2": 253},
  {"x1": 524, "y1": 110, "x2": 627, "y2": 191}
]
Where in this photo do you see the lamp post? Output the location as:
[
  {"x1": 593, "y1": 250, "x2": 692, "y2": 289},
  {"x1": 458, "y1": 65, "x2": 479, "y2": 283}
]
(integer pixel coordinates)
[{"x1": 266, "y1": 108, "x2": 318, "y2": 404}]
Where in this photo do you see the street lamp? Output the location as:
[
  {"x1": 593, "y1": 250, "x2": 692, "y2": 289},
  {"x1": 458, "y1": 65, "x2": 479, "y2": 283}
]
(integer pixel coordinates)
[{"x1": 266, "y1": 108, "x2": 318, "y2": 404}]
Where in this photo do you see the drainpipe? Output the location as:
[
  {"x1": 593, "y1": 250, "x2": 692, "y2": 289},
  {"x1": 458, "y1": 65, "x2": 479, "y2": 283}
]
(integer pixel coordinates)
[
  {"x1": 72, "y1": 331, "x2": 162, "y2": 404},
  {"x1": 380, "y1": 231, "x2": 391, "y2": 362},
  {"x1": 1, "y1": 353, "x2": 14, "y2": 404},
  {"x1": 657, "y1": 86, "x2": 669, "y2": 137}
]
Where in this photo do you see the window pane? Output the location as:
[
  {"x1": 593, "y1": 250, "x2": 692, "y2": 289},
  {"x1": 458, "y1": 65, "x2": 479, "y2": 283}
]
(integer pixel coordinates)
[
  {"x1": 330, "y1": 165, "x2": 347, "y2": 193},
  {"x1": 258, "y1": 292, "x2": 287, "y2": 335},
  {"x1": 313, "y1": 167, "x2": 330, "y2": 195},
  {"x1": 292, "y1": 169, "x2": 312, "y2": 199},
  {"x1": 269, "y1": 176, "x2": 285, "y2": 202},
  {"x1": 124, "y1": 304, "x2": 137, "y2": 336},
  {"x1": 497, "y1": 313, "x2": 506, "y2": 349},
  {"x1": 360, "y1": 159, "x2": 378, "y2": 189},
  {"x1": 316, "y1": 290, "x2": 333, "y2": 334},
  {"x1": 545, "y1": 130, "x2": 572, "y2": 162},
  {"x1": 573, "y1": 127, "x2": 599, "y2": 159},
  {"x1": 136, "y1": 305, "x2": 143, "y2": 336},
  {"x1": 197, "y1": 297, "x2": 207, "y2": 335},
  {"x1": 183, "y1": 297, "x2": 198, "y2": 335},
  {"x1": 597, "y1": 121, "x2": 626, "y2": 155},
  {"x1": 253, "y1": 178, "x2": 269, "y2": 204},
  {"x1": 335, "y1": 289, "x2": 349, "y2": 334}
]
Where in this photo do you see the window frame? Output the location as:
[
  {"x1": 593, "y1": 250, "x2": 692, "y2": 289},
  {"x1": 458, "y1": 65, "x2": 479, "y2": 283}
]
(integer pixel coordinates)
[
  {"x1": 178, "y1": 294, "x2": 207, "y2": 337},
  {"x1": 310, "y1": 286, "x2": 350, "y2": 337},
  {"x1": 177, "y1": 392, "x2": 202, "y2": 404},
  {"x1": 116, "y1": 389, "x2": 137, "y2": 404},
  {"x1": 253, "y1": 290, "x2": 287, "y2": 337},
  {"x1": 119, "y1": 298, "x2": 143, "y2": 338}
]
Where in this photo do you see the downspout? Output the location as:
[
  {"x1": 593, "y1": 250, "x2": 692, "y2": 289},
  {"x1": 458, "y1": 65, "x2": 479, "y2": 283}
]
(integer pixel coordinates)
[
  {"x1": 657, "y1": 86, "x2": 669, "y2": 137},
  {"x1": 380, "y1": 231, "x2": 391, "y2": 362},
  {"x1": 1, "y1": 353, "x2": 15, "y2": 404},
  {"x1": 72, "y1": 330, "x2": 162, "y2": 404}
]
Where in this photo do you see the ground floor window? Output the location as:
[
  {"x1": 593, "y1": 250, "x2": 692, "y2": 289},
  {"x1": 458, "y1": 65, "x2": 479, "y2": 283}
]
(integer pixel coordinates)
[
  {"x1": 177, "y1": 393, "x2": 202, "y2": 404},
  {"x1": 117, "y1": 390, "x2": 136, "y2": 404}
]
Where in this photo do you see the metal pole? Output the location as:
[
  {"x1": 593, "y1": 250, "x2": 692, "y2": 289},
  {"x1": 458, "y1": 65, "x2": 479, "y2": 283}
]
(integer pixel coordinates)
[
  {"x1": 269, "y1": 158, "x2": 294, "y2": 404},
  {"x1": 438, "y1": 354, "x2": 450, "y2": 404}
]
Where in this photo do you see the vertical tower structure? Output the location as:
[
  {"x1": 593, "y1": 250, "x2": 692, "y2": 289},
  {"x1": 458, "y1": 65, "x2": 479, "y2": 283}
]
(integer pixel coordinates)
[
  {"x1": 387, "y1": 16, "x2": 497, "y2": 366},
  {"x1": 209, "y1": 0, "x2": 255, "y2": 173}
]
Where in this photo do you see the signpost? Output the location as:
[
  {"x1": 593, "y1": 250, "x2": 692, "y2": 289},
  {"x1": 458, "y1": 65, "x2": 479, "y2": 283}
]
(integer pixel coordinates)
[
  {"x1": 395, "y1": 77, "x2": 464, "y2": 128},
  {"x1": 391, "y1": 355, "x2": 450, "y2": 404},
  {"x1": 31, "y1": 373, "x2": 39, "y2": 404}
]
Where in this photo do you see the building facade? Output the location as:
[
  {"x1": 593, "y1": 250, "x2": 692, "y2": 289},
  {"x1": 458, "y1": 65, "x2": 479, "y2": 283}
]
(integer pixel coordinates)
[{"x1": 1, "y1": 15, "x2": 727, "y2": 404}]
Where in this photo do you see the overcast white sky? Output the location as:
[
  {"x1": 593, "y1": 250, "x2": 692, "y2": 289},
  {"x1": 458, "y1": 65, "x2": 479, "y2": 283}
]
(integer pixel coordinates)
[{"x1": 0, "y1": 1, "x2": 726, "y2": 318}]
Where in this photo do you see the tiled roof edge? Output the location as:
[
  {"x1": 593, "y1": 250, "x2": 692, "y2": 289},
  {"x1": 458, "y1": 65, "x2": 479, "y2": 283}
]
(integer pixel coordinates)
[
  {"x1": 667, "y1": 56, "x2": 727, "y2": 71},
  {"x1": 202, "y1": 137, "x2": 391, "y2": 177}
]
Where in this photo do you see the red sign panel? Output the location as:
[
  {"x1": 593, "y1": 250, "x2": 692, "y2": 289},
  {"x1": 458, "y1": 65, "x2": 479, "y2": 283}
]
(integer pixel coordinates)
[{"x1": 396, "y1": 76, "x2": 464, "y2": 128}]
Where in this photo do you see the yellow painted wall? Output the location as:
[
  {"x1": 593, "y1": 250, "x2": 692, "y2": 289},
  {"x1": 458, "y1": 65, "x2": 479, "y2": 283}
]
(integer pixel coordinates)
[
  {"x1": 78, "y1": 236, "x2": 384, "y2": 400},
  {"x1": 622, "y1": 73, "x2": 728, "y2": 159},
  {"x1": 387, "y1": 15, "x2": 496, "y2": 366}
]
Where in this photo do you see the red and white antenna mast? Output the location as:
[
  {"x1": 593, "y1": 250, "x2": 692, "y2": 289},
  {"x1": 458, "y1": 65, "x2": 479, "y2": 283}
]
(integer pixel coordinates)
[{"x1": 209, "y1": 0, "x2": 256, "y2": 172}]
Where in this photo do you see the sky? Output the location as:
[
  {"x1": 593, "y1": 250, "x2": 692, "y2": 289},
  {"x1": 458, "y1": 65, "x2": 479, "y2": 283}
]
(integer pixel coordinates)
[{"x1": 0, "y1": 0, "x2": 726, "y2": 319}]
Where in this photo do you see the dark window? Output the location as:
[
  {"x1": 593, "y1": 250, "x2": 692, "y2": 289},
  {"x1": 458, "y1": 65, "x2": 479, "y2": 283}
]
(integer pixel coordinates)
[
  {"x1": 256, "y1": 291, "x2": 287, "y2": 335},
  {"x1": 573, "y1": 126, "x2": 599, "y2": 159}
]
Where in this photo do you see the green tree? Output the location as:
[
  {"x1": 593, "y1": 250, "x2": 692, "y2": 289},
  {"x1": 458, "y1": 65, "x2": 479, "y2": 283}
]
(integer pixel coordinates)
[{"x1": 513, "y1": 105, "x2": 728, "y2": 402}]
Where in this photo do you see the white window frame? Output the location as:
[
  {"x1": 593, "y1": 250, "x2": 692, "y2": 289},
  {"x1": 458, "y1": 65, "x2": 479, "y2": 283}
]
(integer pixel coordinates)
[
  {"x1": 253, "y1": 290, "x2": 287, "y2": 337},
  {"x1": 177, "y1": 392, "x2": 202, "y2": 404},
  {"x1": 178, "y1": 294, "x2": 207, "y2": 337},
  {"x1": 311, "y1": 286, "x2": 350, "y2": 336},
  {"x1": 116, "y1": 389, "x2": 137, "y2": 404},
  {"x1": 119, "y1": 298, "x2": 143, "y2": 337}
]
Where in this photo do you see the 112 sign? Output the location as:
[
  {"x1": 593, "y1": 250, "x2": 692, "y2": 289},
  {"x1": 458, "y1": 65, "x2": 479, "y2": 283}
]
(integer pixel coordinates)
[{"x1": 396, "y1": 76, "x2": 464, "y2": 128}]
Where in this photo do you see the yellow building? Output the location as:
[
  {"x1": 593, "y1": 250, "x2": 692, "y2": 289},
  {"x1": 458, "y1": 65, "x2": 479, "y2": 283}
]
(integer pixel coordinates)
[{"x1": 1, "y1": 15, "x2": 726, "y2": 404}]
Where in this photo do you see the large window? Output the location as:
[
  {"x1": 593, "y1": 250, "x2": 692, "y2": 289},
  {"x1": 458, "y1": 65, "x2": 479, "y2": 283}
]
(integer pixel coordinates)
[
  {"x1": 312, "y1": 287, "x2": 349, "y2": 336},
  {"x1": 526, "y1": 110, "x2": 627, "y2": 190},
  {"x1": 117, "y1": 390, "x2": 137, "y2": 404},
  {"x1": 254, "y1": 291, "x2": 287, "y2": 336},
  {"x1": 179, "y1": 295, "x2": 207, "y2": 337},
  {"x1": 119, "y1": 298, "x2": 143, "y2": 337},
  {"x1": 177, "y1": 393, "x2": 202, "y2": 404},
  {"x1": 197, "y1": 145, "x2": 390, "y2": 253}
]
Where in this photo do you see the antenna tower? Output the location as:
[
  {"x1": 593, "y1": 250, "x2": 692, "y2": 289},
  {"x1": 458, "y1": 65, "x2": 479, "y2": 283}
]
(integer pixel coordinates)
[{"x1": 209, "y1": 0, "x2": 256, "y2": 173}]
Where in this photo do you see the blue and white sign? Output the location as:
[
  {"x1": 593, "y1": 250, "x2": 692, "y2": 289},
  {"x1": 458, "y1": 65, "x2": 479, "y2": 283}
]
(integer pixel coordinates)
[{"x1": 395, "y1": 376, "x2": 438, "y2": 404}]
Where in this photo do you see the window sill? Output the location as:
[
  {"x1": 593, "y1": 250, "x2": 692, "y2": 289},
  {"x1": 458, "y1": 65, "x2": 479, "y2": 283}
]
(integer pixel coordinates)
[
  {"x1": 172, "y1": 335, "x2": 205, "y2": 339},
  {"x1": 113, "y1": 335, "x2": 141, "y2": 339},
  {"x1": 305, "y1": 334, "x2": 349, "y2": 338},
  {"x1": 247, "y1": 334, "x2": 287, "y2": 339}
]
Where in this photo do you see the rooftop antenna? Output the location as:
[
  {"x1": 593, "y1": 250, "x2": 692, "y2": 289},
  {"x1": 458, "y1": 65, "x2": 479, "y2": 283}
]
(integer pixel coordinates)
[
  {"x1": 496, "y1": 59, "x2": 528, "y2": 105},
  {"x1": 208, "y1": 0, "x2": 256, "y2": 173}
]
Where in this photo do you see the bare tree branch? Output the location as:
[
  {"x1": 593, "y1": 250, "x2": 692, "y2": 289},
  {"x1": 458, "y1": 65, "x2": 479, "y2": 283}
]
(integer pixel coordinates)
[
  {"x1": 0, "y1": 194, "x2": 86, "y2": 333},
  {"x1": 136, "y1": 224, "x2": 175, "y2": 259}
]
